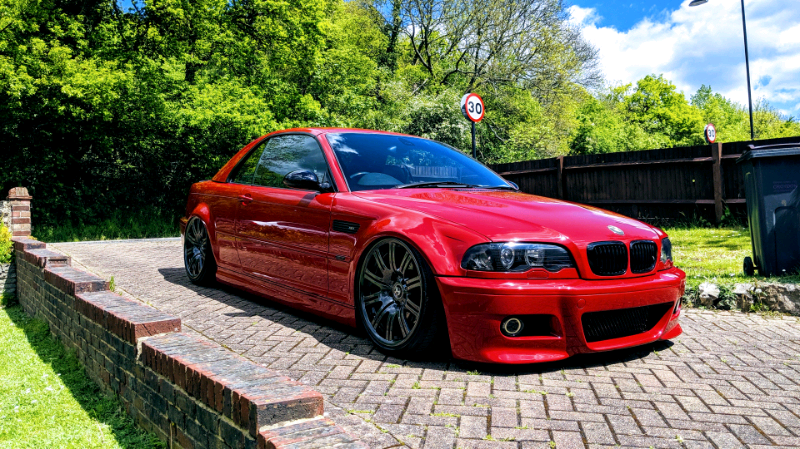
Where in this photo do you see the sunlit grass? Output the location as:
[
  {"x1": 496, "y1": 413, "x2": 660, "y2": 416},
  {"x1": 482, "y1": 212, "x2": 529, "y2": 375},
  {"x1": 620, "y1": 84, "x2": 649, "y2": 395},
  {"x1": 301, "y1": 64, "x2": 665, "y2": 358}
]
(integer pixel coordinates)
[
  {"x1": 666, "y1": 226, "x2": 800, "y2": 288},
  {"x1": 0, "y1": 306, "x2": 164, "y2": 448},
  {"x1": 34, "y1": 209, "x2": 179, "y2": 243}
]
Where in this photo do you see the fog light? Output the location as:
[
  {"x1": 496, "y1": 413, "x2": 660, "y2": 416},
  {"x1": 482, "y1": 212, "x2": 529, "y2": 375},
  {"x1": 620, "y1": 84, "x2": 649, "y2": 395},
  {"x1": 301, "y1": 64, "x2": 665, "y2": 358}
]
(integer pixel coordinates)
[{"x1": 501, "y1": 317, "x2": 524, "y2": 337}]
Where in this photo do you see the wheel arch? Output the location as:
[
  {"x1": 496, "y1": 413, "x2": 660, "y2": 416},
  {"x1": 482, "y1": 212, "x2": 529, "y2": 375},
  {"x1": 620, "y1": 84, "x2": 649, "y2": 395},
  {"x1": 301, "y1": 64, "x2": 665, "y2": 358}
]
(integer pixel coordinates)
[
  {"x1": 352, "y1": 217, "x2": 487, "y2": 280},
  {"x1": 185, "y1": 203, "x2": 220, "y2": 264}
]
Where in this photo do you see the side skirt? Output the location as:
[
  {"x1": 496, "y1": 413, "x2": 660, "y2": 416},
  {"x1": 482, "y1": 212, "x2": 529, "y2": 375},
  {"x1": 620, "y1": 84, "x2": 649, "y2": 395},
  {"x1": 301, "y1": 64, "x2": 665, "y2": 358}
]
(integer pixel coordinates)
[{"x1": 216, "y1": 267, "x2": 357, "y2": 328}]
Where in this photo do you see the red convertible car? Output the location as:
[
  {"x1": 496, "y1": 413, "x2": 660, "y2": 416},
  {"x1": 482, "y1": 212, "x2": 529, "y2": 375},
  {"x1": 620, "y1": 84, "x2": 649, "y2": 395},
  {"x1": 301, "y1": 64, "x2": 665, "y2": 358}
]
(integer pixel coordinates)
[{"x1": 181, "y1": 128, "x2": 685, "y2": 364}]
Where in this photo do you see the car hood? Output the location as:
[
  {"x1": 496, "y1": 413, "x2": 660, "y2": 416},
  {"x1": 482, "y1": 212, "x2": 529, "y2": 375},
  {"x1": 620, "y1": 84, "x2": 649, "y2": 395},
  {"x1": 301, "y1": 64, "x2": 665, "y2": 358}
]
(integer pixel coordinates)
[{"x1": 353, "y1": 189, "x2": 662, "y2": 244}]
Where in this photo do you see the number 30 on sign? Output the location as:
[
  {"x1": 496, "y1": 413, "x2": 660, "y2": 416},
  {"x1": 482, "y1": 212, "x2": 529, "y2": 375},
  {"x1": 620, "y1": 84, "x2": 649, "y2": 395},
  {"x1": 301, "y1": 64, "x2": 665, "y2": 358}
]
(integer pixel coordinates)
[
  {"x1": 460, "y1": 93, "x2": 485, "y2": 123},
  {"x1": 704, "y1": 123, "x2": 716, "y2": 143}
]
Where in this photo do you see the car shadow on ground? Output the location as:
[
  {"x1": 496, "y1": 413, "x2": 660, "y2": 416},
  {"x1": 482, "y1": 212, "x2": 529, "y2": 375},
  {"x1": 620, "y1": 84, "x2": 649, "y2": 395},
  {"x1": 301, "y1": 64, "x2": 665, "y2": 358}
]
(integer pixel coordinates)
[{"x1": 157, "y1": 267, "x2": 669, "y2": 374}]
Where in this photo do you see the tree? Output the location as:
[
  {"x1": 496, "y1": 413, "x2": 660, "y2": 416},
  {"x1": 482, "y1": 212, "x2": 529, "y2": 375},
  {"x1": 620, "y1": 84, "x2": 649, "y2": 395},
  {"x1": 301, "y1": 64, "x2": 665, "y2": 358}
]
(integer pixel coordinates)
[
  {"x1": 615, "y1": 75, "x2": 704, "y2": 147},
  {"x1": 692, "y1": 85, "x2": 800, "y2": 142},
  {"x1": 370, "y1": 0, "x2": 600, "y2": 92}
]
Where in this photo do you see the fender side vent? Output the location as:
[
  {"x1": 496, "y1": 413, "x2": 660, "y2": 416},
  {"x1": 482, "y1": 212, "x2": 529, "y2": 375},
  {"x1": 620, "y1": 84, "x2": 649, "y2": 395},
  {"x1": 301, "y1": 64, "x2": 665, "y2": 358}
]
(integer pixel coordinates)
[{"x1": 333, "y1": 220, "x2": 360, "y2": 234}]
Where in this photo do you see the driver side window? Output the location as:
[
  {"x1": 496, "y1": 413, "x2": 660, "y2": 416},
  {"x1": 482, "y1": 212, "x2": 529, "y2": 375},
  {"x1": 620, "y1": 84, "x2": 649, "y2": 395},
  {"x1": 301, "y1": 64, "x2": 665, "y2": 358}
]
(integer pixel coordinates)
[{"x1": 230, "y1": 135, "x2": 331, "y2": 188}]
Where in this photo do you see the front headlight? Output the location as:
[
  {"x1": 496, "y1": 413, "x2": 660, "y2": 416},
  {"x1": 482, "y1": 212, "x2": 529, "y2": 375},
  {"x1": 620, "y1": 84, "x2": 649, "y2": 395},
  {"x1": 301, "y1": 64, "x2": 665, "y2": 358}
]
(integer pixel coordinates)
[
  {"x1": 660, "y1": 238, "x2": 672, "y2": 263},
  {"x1": 461, "y1": 243, "x2": 575, "y2": 272}
]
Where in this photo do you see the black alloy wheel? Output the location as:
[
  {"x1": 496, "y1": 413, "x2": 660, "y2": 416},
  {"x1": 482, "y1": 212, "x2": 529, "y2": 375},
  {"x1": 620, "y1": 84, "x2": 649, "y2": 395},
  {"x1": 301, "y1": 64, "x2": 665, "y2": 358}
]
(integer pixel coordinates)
[
  {"x1": 184, "y1": 217, "x2": 217, "y2": 284},
  {"x1": 356, "y1": 238, "x2": 446, "y2": 356}
]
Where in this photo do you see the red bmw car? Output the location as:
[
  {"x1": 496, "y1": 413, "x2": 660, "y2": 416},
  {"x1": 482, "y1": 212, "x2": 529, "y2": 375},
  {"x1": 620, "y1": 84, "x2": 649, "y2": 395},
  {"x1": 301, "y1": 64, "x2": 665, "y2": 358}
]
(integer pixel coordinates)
[{"x1": 181, "y1": 128, "x2": 685, "y2": 364}]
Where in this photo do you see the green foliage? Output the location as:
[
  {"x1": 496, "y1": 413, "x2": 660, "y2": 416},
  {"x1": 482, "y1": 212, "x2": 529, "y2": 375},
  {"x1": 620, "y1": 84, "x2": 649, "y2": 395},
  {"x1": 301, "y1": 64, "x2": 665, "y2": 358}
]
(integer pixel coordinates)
[
  {"x1": 617, "y1": 75, "x2": 704, "y2": 147},
  {"x1": 0, "y1": 0, "x2": 797, "y2": 233},
  {"x1": 692, "y1": 85, "x2": 800, "y2": 142},
  {"x1": 570, "y1": 95, "x2": 628, "y2": 155},
  {"x1": 571, "y1": 77, "x2": 799, "y2": 155},
  {"x1": 0, "y1": 224, "x2": 11, "y2": 264},
  {"x1": 33, "y1": 208, "x2": 178, "y2": 243},
  {"x1": 0, "y1": 306, "x2": 164, "y2": 447}
]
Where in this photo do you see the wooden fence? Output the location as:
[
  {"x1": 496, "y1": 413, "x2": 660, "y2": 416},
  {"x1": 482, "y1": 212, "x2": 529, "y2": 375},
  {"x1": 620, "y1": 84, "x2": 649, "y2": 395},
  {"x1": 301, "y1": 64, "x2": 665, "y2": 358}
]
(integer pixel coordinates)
[{"x1": 488, "y1": 136, "x2": 800, "y2": 224}]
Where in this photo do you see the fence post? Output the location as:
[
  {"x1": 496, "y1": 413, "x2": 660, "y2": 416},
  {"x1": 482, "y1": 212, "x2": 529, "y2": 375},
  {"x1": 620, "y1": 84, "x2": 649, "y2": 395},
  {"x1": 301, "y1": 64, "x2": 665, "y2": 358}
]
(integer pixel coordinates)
[
  {"x1": 711, "y1": 143, "x2": 724, "y2": 225},
  {"x1": 557, "y1": 156, "x2": 565, "y2": 199},
  {"x1": 7, "y1": 187, "x2": 32, "y2": 237}
]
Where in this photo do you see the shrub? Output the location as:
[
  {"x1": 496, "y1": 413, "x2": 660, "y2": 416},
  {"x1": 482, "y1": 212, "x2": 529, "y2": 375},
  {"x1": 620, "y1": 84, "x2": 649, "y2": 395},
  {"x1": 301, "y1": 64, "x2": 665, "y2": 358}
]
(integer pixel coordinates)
[{"x1": 0, "y1": 223, "x2": 12, "y2": 264}]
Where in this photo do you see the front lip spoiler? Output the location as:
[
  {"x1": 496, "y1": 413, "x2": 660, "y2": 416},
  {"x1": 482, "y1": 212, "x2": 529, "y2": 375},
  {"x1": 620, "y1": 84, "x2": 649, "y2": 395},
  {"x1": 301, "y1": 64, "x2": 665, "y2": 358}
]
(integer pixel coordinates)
[{"x1": 435, "y1": 269, "x2": 684, "y2": 364}]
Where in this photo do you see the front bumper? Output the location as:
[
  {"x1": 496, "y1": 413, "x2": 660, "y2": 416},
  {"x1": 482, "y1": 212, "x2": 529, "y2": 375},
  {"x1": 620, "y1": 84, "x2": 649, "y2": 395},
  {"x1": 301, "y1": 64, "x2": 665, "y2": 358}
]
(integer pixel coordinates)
[{"x1": 436, "y1": 268, "x2": 685, "y2": 364}]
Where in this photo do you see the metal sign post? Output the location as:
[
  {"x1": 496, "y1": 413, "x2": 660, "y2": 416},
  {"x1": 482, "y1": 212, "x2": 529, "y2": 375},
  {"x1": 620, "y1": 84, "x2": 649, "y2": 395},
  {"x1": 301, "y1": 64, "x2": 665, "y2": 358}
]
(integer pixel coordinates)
[
  {"x1": 471, "y1": 122, "x2": 476, "y2": 158},
  {"x1": 460, "y1": 93, "x2": 485, "y2": 159}
]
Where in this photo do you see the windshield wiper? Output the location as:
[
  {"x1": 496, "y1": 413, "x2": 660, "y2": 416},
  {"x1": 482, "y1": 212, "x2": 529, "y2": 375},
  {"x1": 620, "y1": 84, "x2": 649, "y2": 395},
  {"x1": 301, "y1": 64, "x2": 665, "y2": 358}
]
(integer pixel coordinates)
[
  {"x1": 473, "y1": 185, "x2": 519, "y2": 191},
  {"x1": 395, "y1": 181, "x2": 473, "y2": 189}
]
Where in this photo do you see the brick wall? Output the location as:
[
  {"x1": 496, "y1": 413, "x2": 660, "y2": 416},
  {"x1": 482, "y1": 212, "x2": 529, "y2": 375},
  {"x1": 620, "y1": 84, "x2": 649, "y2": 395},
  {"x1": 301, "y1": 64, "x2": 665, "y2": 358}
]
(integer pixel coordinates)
[
  {"x1": 6, "y1": 187, "x2": 32, "y2": 237},
  {"x1": 13, "y1": 237, "x2": 365, "y2": 449}
]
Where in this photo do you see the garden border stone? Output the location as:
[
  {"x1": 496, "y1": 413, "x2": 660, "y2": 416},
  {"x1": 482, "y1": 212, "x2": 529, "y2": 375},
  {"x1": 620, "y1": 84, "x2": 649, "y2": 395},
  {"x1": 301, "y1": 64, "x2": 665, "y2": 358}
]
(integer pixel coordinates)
[{"x1": 734, "y1": 282, "x2": 800, "y2": 315}]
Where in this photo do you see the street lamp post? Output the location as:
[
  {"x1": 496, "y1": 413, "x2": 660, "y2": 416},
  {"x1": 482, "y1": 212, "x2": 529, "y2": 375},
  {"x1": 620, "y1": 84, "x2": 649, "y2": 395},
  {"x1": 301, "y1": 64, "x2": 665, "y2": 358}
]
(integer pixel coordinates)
[{"x1": 690, "y1": 0, "x2": 755, "y2": 141}]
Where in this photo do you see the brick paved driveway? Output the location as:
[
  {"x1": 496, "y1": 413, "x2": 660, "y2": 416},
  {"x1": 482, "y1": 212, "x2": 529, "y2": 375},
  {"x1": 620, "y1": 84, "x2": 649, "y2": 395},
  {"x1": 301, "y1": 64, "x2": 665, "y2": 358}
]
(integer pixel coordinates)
[{"x1": 53, "y1": 240, "x2": 800, "y2": 449}]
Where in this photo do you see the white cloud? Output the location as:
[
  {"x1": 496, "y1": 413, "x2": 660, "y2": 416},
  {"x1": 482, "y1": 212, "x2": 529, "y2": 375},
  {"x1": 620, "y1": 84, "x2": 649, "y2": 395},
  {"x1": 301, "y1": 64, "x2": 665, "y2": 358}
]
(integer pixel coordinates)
[{"x1": 569, "y1": 0, "x2": 800, "y2": 115}]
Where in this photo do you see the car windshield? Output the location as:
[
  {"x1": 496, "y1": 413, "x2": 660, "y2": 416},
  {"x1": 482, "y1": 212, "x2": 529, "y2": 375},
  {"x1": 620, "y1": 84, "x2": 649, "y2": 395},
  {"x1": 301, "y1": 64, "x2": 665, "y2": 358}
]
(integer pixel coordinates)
[{"x1": 326, "y1": 132, "x2": 511, "y2": 191}]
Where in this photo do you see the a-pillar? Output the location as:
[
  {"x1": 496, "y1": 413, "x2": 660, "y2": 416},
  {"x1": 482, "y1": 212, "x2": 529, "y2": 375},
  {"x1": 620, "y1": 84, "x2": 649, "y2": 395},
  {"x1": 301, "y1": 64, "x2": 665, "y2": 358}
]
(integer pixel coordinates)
[{"x1": 7, "y1": 187, "x2": 32, "y2": 237}]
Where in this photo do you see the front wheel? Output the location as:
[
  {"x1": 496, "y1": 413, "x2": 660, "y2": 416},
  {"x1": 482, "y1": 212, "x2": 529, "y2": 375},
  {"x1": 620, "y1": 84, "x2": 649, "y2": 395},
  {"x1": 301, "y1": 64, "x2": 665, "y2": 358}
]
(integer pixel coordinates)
[
  {"x1": 184, "y1": 217, "x2": 217, "y2": 285},
  {"x1": 356, "y1": 238, "x2": 447, "y2": 357}
]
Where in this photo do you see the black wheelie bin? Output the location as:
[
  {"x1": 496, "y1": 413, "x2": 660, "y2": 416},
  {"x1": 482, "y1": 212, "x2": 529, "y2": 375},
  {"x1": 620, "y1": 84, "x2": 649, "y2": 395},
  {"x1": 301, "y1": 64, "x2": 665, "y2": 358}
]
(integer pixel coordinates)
[{"x1": 738, "y1": 143, "x2": 800, "y2": 276}]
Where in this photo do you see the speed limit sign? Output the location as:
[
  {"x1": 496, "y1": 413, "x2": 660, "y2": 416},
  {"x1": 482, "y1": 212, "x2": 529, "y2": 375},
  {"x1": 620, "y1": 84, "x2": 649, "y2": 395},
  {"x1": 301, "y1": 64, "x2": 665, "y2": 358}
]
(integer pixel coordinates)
[
  {"x1": 704, "y1": 123, "x2": 717, "y2": 143},
  {"x1": 460, "y1": 93, "x2": 485, "y2": 123}
]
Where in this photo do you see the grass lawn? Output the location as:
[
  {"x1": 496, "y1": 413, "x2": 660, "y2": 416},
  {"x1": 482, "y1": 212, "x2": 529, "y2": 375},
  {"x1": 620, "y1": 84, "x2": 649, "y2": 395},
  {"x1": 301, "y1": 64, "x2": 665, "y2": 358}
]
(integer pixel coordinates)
[
  {"x1": 666, "y1": 226, "x2": 800, "y2": 289},
  {"x1": 34, "y1": 210, "x2": 179, "y2": 243},
  {"x1": 0, "y1": 306, "x2": 164, "y2": 448}
]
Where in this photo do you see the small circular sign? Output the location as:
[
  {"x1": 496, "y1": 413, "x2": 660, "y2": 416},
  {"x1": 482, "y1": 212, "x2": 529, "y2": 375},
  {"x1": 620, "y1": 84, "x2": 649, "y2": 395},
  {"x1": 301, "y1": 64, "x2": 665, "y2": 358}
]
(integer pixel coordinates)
[
  {"x1": 460, "y1": 93, "x2": 485, "y2": 123},
  {"x1": 704, "y1": 123, "x2": 717, "y2": 143}
]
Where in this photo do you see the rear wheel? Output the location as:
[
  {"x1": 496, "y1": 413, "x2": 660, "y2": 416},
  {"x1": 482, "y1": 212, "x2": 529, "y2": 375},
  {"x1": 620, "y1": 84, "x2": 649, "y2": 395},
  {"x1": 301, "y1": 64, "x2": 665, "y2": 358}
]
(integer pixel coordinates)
[
  {"x1": 356, "y1": 238, "x2": 446, "y2": 357},
  {"x1": 184, "y1": 217, "x2": 217, "y2": 285}
]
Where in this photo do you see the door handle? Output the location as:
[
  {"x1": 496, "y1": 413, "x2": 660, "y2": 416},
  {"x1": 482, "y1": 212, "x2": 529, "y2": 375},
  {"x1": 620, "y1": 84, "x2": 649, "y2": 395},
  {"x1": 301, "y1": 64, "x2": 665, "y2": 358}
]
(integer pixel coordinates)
[{"x1": 239, "y1": 194, "x2": 253, "y2": 204}]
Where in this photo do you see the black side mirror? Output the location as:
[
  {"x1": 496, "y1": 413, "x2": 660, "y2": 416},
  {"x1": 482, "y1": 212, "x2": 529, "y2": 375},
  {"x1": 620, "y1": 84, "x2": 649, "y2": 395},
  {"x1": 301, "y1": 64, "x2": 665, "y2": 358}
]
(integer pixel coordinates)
[
  {"x1": 283, "y1": 170, "x2": 332, "y2": 192},
  {"x1": 508, "y1": 181, "x2": 519, "y2": 190}
]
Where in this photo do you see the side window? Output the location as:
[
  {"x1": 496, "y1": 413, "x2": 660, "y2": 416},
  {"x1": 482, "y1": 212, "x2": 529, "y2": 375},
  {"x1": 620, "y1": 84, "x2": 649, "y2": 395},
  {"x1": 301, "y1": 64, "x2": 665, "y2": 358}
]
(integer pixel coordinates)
[
  {"x1": 251, "y1": 135, "x2": 330, "y2": 188},
  {"x1": 229, "y1": 142, "x2": 266, "y2": 185}
]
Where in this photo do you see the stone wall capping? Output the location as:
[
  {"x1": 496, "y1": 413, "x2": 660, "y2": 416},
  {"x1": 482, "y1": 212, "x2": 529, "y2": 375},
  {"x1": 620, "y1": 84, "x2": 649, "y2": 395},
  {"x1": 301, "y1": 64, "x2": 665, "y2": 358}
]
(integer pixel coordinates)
[
  {"x1": 12, "y1": 237, "x2": 45, "y2": 252},
  {"x1": 23, "y1": 248, "x2": 70, "y2": 268},
  {"x1": 11, "y1": 230, "x2": 362, "y2": 448},
  {"x1": 76, "y1": 291, "x2": 181, "y2": 344},
  {"x1": 7, "y1": 187, "x2": 32, "y2": 200},
  {"x1": 257, "y1": 417, "x2": 368, "y2": 449},
  {"x1": 142, "y1": 333, "x2": 324, "y2": 437},
  {"x1": 44, "y1": 265, "x2": 110, "y2": 295}
]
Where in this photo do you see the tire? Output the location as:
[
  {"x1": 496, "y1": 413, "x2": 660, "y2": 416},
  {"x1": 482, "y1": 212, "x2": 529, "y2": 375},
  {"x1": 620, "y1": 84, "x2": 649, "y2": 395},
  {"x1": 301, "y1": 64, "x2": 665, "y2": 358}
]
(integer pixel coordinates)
[
  {"x1": 184, "y1": 217, "x2": 217, "y2": 285},
  {"x1": 743, "y1": 256, "x2": 755, "y2": 277},
  {"x1": 355, "y1": 238, "x2": 448, "y2": 357}
]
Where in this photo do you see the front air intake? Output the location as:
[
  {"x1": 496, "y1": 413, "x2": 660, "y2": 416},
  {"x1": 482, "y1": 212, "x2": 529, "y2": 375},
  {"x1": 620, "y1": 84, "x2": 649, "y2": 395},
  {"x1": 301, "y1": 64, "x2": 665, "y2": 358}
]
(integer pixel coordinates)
[{"x1": 582, "y1": 302, "x2": 672, "y2": 342}]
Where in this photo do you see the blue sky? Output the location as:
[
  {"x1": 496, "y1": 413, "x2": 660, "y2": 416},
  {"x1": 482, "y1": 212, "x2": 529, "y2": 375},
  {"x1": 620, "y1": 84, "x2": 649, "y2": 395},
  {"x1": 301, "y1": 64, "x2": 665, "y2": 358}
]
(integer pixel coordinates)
[
  {"x1": 568, "y1": 0, "x2": 800, "y2": 116},
  {"x1": 569, "y1": 1, "x2": 681, "y2": 31}
]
